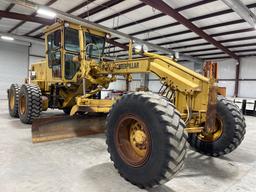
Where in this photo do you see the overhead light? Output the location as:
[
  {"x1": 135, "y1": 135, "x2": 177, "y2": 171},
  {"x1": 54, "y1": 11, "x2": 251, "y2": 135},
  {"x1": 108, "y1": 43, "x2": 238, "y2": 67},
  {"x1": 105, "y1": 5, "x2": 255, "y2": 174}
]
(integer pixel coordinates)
[
  {"x1": 134, "y1": 43, "x2": 148, "y2": 54},
  {"x1": 1, "y1": 36, "x2": 14, "y2": 41},
  {"x1": 37, "y1": 7, "x2": 56, "y2": 18}
]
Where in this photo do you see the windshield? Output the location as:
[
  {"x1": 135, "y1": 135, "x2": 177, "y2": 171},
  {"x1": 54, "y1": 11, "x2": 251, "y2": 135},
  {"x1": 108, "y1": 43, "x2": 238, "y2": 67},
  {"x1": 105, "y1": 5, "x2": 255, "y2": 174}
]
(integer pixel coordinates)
[{"x1": 84, "y1": 32, "x2": 105, "y2": 59}]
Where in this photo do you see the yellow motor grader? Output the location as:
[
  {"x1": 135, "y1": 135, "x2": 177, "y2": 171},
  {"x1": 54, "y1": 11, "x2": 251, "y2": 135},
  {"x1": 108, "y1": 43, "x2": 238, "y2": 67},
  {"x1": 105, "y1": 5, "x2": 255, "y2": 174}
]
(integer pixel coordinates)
[{"x1": 7, "y1": 21, "x2": 246, "y2": 188}]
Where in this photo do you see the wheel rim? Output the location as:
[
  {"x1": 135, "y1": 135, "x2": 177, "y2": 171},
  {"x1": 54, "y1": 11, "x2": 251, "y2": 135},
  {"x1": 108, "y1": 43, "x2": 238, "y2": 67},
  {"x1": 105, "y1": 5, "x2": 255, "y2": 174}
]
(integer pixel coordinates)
[
  {"x1": 115, "y1": 115, "x2": 151, "y2": 167},
  {"x1": 9, "y1": 90, "x2": 15, "y2": 110},
  {"x1": 19, "y1": 94, "x2": 26, "y2": 115},
  {"x1": 198, "y1": 116, "x2": 223, "y2": 142}
]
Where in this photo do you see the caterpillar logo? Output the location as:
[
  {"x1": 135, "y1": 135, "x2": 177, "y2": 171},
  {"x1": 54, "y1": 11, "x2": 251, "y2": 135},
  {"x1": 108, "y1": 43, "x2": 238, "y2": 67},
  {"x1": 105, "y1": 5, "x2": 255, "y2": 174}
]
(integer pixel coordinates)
[{"x1": 118, "y1": 62, "x2": 139, "y2": 69}]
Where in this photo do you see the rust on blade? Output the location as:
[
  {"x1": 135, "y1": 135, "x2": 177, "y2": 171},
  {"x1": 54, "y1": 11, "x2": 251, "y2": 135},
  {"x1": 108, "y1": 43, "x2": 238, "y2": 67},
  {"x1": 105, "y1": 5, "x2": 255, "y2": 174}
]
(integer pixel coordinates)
[{"x1": 32, "y1": 114, "x2": 106, "y2": 143}]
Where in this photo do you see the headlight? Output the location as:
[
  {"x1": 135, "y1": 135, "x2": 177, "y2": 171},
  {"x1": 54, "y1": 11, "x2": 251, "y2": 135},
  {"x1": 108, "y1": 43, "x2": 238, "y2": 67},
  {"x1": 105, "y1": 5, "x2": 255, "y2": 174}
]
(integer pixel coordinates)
[{"x1": 134, "y1": 43, "x2": 148, "y2": 54}]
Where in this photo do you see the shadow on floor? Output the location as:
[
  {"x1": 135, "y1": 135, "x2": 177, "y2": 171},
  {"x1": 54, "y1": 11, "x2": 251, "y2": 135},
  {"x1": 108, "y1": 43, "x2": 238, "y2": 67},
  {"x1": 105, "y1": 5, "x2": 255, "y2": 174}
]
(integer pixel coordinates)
[
  {"x1": 82, "y1": 162, "x2": 179, "y2": 192},
  {"x1": 81, "y1": 149, "x2": 243, "y2": 192},
  {"x1": 178, "y1": 150, "x2": 240, "y2": 180}
]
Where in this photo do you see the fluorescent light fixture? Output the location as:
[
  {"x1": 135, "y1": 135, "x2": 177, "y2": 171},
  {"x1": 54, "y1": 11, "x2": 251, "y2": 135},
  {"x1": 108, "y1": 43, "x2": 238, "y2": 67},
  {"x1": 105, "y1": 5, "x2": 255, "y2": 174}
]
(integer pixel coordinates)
[
  {"x1": 37, "y1": 8, "x2": 56, "y2": 18},
  {"x1": 1, "y1": 36, "x2": 14, "y2": 41}
]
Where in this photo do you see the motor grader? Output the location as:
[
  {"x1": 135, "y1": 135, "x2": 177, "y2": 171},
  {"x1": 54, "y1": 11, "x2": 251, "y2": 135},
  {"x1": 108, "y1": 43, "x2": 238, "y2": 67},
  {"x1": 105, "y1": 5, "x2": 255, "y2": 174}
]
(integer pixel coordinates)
[{"x1": 7, "y1": 20, "x2": 246, "y2": 188}]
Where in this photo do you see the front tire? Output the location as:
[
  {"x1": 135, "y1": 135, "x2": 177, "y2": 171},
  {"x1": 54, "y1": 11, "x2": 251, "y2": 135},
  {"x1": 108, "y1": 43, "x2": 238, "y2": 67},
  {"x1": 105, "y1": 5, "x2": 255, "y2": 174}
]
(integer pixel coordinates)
[
  {"x1": 188, "y1": 96, "x2": 246, "y2": 157},
  {"x1": 18, "y1": 84, "x2": 42, "y2": 124},
  {"x1": 63, "y1": 108, "x2": 71, "y2": 115},
  {"x1": 106, "y1": 92, "x2": 187, "y2": 188},
  {"x1": 8, "y1": 84, "x2": 20, "y2": 118}
]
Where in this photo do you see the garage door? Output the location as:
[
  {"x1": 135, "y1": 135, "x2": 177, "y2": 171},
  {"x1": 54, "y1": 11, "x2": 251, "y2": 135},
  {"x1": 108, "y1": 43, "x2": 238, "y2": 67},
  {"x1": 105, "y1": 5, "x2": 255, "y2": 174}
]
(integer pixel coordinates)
[{"x1": 0, "y1": 41, "x2": 28, "y2": 99}]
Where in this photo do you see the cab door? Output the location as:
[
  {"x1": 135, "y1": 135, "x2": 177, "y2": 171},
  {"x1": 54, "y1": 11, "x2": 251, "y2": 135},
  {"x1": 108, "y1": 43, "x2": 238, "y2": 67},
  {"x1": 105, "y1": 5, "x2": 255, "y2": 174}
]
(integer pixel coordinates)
[
  {"x1": 47, "y1": 29, "x2": 62, "y2": 79},
  {"x1": 63, "y1": 27, "x2": 80, "y2": 81}
]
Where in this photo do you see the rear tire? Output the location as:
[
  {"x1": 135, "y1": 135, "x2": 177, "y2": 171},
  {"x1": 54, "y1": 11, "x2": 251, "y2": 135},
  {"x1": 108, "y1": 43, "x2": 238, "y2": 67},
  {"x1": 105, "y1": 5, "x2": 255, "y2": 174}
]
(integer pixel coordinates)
[
  {"x1": 188, "y1": 96, "x2": 246, "y2": 157},
  {"x1": 18, "y1": 84, "x2": 42, "y2": 124},
  {"x1": 106, "y1": 92, "x2": 187, "y2": 188},
  {"x1": 8, "y1": 84, "x2": 20, "y2": 118}
]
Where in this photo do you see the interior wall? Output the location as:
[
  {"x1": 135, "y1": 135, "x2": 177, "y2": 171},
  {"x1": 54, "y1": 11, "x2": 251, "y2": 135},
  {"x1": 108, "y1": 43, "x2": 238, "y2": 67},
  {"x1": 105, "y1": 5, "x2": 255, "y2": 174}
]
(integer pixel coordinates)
[
  {"x1": 0, "y1": 41, "x2": 44, "y2": 99},
  {"x1": 217, "y1": 56, "x2": 256, "y2": 98},
  {"x1": 0, "y1": 41, "x2": 28, "y2": 99},
  {"x1": 217, "y1": 58, "x2": 237, "y2": 97},
  {"x1": 239, "y1": 57, "x2": 256, "y2": 98},
  {"x1": 29, "y1": 43, "x2": 45, "y2": 65}
]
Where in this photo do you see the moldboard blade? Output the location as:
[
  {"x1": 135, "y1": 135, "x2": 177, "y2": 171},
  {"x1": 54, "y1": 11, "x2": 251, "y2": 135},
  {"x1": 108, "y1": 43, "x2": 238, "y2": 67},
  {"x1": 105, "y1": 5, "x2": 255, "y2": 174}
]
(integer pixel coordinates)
[{"x1": 32, "y1": 114, "x2": 106, "y2": 143}]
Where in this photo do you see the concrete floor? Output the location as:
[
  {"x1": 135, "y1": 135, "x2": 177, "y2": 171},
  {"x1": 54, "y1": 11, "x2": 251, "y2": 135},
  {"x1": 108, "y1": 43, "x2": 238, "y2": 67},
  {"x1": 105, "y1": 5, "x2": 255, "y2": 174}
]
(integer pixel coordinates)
[{"x1": 0, "y1": 100, "x2": 256, "y2": 192}]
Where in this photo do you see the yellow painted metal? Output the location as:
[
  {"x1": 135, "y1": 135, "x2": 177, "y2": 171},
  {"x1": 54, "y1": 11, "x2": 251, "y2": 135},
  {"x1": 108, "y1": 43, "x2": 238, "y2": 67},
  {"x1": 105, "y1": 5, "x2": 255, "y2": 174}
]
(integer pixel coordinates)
[
  {"x1": 9, "y1": 90, "x2": 15, "y2": 110},
  {"x1": 29, "y1": 20, "x2": 215, "y2": 130},
  {"x1": 128, "y1": 40, "x2": 133, "y2": 59},
  {"x1": 129, "y1": 122, "x2": 148, "y2": 158},
  {"x1": 198, "y1": 116, "x2": 224, "y2": 142},
  {"x1": 19, "y1": 95, "x2": 26, "y2": 115},
  {"x1": 70, "y1": 98, "x2": 114, "y2": 115},
  {"x1": 184, "y1": 127, "x2": 204, "y2": 133}
]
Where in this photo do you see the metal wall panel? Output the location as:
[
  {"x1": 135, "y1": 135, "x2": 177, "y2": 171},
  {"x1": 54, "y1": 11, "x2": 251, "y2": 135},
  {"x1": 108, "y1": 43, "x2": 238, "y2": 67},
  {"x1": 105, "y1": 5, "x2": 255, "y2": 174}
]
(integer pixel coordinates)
[{"x1": 0, "y1": 41, "x2": 28, "y2": 99}]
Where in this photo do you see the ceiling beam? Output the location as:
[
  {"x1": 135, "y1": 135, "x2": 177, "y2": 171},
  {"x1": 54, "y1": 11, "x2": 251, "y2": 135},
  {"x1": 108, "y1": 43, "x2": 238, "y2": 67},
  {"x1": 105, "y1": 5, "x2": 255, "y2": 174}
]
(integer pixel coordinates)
[
  {"x1": 182, "y1": 43, "x2": 256, "y2": 54},
  {"x1": 24, "y1": 0, "x2": 96, "y2": 36},
  {"x1": 0, "y1": 31, "x2": 44, "y2": 45},
  {"x1": 8, "y1": 0, "x2": 58, "y2": 33},
  {"x1": 0, "y1": 10, "x2": 54, "y2": 25},
  {"x1": 9, "y1": 0, "x2": 201, "y2": 62},
  {"x1": 203, "y1": 54, "x2": 256, "y2": 60},
  {"x1": 78, "y1": 0, "x2": 124, "y2": 18},
  {"x1": 141, "y1": 19, "x2": 246, "y2": 42},
  {"x1": 221, "y1": 0, "x2": 256, "y2": 28},
  {"x1": 117, "y1": 2, "x2": 256, "y2": 38},
  {"x1": 66, "y1": 0, "x2": 96, "y2": 14},
  {"x1": 107, "y1": 25, "x2": 256, "y2": 53},
  {"x1": 158, "y1": 27, "x2": 255, "y2": 46},
  {"x1": 171, "y1": 36, "x2": 256, "y2": 50},
  {"x1": 193, "y1": 48, "x2": 256, "y2": 57},
  {"x1": 109, "y1": 42, "x2": 256, "y2": 55},
  {"x1": 114, "y1": 0, "x2": 216, "y2": 30},
  {"x1": 108, "y1": 2, "x2": 256, "y2": 50},
  {"x1": 141, "y1": 0, "x2": 239, "y2": 60},
  {"x1": 0, "y1": 3, "x2": 15, "y2": 20},
  {"x1": 26, "y1": 0, "x2": 122, "y2": 36},
  {"x1": 95, "y1": 3, "x2": 145, "y2": 23}
]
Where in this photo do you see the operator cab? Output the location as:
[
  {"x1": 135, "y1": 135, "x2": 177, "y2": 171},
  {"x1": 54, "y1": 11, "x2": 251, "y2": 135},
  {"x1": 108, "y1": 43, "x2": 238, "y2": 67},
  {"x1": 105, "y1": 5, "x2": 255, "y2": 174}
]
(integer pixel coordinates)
[{"x1": 45, "y1": 21, "x2": 106, "y2": 81}]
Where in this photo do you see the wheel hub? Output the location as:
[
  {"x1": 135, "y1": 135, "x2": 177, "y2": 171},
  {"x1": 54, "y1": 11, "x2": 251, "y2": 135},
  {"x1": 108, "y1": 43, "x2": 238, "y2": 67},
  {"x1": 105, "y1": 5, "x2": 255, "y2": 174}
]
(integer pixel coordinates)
[
  {"x1": 198, "y1": 116, "x2": 223, "y2": 142},
  {"x1": 129, "y1": 123, "x2": 147, "y2": 157},
  {"x1": 115, "y1": 115, "x2": 151, "y2": 167},
  {"x1": 9, "y1": 91, "x2": 15, "y2": 110},
  {"x1": 19, "y1": 95, "x2": 26, "y2": 115}
]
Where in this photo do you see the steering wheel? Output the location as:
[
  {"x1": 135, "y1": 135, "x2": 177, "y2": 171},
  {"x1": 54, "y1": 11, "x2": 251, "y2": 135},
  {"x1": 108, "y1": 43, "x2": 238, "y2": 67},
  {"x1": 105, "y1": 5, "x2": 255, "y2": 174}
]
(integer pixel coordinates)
[{"x1": 85, "y1": 43, "x2": 101, "y2": 61}]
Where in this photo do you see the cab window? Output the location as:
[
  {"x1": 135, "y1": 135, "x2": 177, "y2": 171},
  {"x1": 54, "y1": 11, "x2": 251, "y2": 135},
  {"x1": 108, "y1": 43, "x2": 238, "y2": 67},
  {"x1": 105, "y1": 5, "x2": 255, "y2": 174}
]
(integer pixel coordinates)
[
  {"x1": 84, "y1": 33, "x2": 105, "y2": 59},
  {"x1": 64, "y1": 28, "x2": 80, "y2": 80},
  {"x1": 64, "y1": 28, "x2": 80, "y2": 52},
  {"x1": 47, "y1": 30, "x2": 61, "y2": 78}
]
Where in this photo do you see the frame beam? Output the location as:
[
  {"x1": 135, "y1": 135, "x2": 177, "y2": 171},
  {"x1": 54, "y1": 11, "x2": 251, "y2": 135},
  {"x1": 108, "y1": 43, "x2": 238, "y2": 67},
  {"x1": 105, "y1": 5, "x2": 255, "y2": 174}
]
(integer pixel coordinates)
[{"x1": 221, "y1": 0, "x2": 256, "y2": 28}]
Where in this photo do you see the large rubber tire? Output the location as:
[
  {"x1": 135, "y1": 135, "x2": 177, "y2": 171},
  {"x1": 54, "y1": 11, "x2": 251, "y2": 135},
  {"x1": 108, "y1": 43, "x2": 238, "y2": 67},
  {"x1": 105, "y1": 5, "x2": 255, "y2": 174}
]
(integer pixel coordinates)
[
  {"x1": 63, "y1": 108, "x2": 71, "y2": 115},
  {"x1": 106, "y1": 92, "x2": 187, "y2": 188},
  {"x1": 188, "y1": 96, "x2": 246, "y2": 157},
  {"x1": 18, "y1": 84, "x2": 42, "y2": 124},
  {"x1": 8, "y1": 84, "x2": 21, "y2": 118}
]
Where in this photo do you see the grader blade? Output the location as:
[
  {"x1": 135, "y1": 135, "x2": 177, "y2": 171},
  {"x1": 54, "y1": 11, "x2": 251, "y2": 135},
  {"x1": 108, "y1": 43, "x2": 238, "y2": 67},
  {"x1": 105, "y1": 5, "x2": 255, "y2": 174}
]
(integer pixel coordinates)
[{"x1": 32, "y1": 114, "x2": 106, "y2": 143}]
